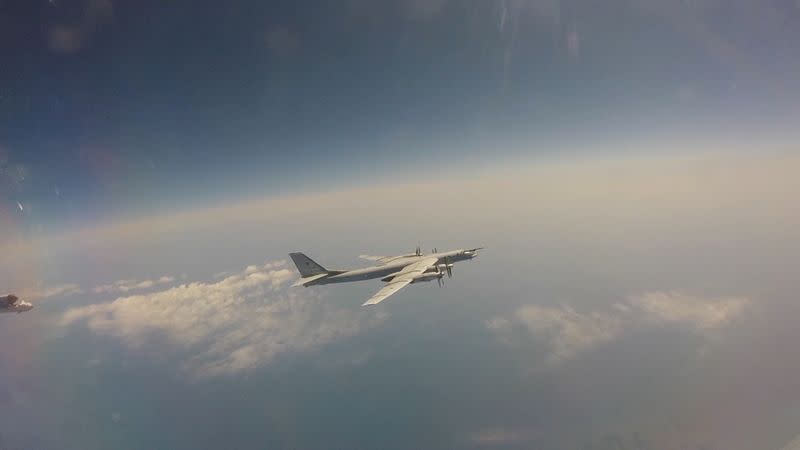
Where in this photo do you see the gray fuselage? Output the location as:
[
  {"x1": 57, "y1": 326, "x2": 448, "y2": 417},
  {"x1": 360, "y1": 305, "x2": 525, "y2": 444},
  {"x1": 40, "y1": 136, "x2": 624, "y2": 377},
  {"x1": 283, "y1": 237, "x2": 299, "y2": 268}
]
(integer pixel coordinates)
[{"x1": 312, "y1": 249, "x2": 476, "y2": 285}]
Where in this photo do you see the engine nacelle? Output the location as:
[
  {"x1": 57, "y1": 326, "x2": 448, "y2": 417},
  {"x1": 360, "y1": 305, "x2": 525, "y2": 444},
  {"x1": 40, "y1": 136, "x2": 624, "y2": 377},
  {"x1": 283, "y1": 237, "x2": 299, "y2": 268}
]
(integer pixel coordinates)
[
  {"x1": 437, "y1": 264, "x2": 454, "y2": 272},
  {"x1": 410, "y1": 272, "x2": 444, "y2": 284},
  {"x1": 423, "y1": 264, "x2": 453, "y2": 274}
]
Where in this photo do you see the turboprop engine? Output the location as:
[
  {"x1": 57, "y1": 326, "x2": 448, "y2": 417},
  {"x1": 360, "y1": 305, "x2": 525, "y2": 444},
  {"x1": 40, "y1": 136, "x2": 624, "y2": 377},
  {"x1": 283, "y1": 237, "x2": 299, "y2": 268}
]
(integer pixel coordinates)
[{"x1": 410, "y1": 271, "x2": 445, "y2": 284}]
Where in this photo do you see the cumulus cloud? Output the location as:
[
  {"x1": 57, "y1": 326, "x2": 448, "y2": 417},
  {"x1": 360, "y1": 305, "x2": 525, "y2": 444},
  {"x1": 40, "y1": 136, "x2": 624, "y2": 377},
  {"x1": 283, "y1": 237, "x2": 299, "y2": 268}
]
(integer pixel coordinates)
[
  {"x1": 488, "y1": 291, "x2": 750, "y2": 365},
  {"x1": 512, "y1": 305, "x2": 623, "y2": 364},
  {"x1": 628, "y1": 291, "x2": 750, "y2": 329},
  {"x1": 61, "y1": 260, "x2": 385, "y2": 377},
  {"x1": 92, "y1": 275, "x2": 175, "y2": 294}
]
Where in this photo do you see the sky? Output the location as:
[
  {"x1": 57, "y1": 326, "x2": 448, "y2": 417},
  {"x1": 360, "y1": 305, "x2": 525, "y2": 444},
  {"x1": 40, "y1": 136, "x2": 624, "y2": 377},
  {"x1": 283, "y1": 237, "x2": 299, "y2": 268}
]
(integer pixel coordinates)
[{"x1": 1, "y1": 1, "x2": 800, "y2": 449}]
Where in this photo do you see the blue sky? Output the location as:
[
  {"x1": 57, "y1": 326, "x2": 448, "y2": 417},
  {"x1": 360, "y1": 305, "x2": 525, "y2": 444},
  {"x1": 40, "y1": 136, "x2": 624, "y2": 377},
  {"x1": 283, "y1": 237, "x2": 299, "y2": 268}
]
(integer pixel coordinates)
[
  {"x1": 2, "y1": 1, "x2": 800, "y2": 449},
  {"x1": 3, "y1": 0, "x2": 800, "y2": 231}
]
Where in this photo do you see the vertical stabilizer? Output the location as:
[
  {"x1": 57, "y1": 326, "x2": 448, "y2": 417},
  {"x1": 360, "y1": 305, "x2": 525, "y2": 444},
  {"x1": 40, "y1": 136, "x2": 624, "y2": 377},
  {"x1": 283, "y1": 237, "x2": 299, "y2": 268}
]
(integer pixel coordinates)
[{"x1": 289, "y1": 253, "x2": 329, "y2": 277}]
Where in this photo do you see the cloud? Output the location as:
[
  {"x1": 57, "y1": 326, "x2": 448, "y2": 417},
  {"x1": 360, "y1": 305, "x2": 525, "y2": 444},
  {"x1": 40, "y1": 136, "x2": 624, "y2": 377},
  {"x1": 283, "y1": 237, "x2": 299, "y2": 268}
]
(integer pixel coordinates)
[
  {"x1": 92, "y1": 275, "x2": 175, "y2": 294},
  {"x1": 511, "y1": 305, "x2": 623, "y2": 364},
  {"x1": 781, "y1": 434, "x2": 800, "y2": 450},
  {"x1": 23, "y1": 283, "x2": 83, "y2": 300},
  {"x1": 488, "y1": 291, "x2": 751, "y2": 365},
  {"x1": 61, "y1": 260, "x2": 385, "y2": 377},
  {"x1": 628, "y1": 291, "x2": 750, "y2": 330}
]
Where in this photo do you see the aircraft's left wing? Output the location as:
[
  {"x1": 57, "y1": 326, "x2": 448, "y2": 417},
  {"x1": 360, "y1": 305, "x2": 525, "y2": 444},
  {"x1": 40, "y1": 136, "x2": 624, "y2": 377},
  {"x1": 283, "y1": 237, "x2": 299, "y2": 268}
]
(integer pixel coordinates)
[
  {"x1": 359, "y1": 255, "x2": 388, "y2": 264},
  {"x1": 362, "y1": 279, "x2": 413, "y2": 306},
  {"x1": 362, "y1": 257, "x2": 438, "y2": 306}
]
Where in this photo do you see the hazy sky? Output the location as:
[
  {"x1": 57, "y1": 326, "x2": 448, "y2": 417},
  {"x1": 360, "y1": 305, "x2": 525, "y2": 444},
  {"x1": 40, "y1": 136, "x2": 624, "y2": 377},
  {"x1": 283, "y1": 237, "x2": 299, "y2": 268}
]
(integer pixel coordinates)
[
  {"x1": 2, "y1": 1, "x2": 800, "y2": 450},
  {"x1": 2, "y1": 151, "x2": 799, "y2": 449}
]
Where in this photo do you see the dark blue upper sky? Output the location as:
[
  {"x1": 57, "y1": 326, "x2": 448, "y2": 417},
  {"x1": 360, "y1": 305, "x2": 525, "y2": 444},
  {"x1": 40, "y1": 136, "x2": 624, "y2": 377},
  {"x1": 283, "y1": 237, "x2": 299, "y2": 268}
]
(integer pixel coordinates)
[{"x1": 2, "y1": 0, "x2": 800, "y2": 231}]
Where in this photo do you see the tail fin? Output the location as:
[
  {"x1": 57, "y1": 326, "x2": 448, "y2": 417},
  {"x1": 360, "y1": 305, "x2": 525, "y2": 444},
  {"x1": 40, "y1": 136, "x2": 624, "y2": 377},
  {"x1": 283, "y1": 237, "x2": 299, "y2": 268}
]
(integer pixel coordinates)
[{"x1": 289, "y1": 253, "x2": 329, "y2": 277}]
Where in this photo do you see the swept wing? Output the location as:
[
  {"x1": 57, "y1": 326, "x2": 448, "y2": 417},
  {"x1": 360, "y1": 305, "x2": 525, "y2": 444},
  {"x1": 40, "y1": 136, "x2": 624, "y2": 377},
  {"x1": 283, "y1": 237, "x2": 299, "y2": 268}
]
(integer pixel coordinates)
[{"x1": 362, "y1": 257, "x2": 438, "y2": 306}]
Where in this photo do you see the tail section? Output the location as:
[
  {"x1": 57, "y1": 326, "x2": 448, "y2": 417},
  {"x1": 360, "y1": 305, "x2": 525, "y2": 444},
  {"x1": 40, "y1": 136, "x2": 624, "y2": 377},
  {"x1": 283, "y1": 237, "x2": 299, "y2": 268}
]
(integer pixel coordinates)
[{"x1": 289, "y1": 252, "x2": 329, "y2": 277}]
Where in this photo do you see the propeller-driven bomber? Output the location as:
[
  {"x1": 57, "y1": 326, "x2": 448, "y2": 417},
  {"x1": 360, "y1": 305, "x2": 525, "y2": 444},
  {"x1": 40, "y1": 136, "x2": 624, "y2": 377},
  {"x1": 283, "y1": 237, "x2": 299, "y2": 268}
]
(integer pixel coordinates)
[{"x1": 289, "y1": 246, "x2": 483, "y2": 305}]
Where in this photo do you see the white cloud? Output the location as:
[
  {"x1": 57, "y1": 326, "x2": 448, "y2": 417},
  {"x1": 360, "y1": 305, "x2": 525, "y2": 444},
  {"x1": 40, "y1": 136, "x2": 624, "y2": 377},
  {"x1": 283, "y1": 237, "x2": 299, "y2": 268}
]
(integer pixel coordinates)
[
  {"x1": 62, "y1": 260, "x2": 385, "y2": 377},
  {"x1": 628, "y1": 291, "x2": 750, "y2": 330},
  {"x1": 92, "y1": 275, "x2": 176, "y2": 295},
  {"x1": 512, "y1": 305, "x2": 623, "y2": 364},
  {"x1": 23, "y1": 283, "x2": 83, "y2": 300},
  {"x1": 488, "y1": 292, "x2": 751, "y2": 365}
]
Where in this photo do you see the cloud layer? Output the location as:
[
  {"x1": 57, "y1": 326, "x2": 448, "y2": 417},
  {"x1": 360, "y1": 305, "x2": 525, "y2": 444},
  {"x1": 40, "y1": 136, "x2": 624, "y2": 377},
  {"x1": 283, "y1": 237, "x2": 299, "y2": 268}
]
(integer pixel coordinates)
[
  {"x1": 488, "y1": 291, "x2": 750, "y2": 365},
  {"x1": 92, "y1": 276, "x2": 175, "y2": 294},
  {"x1": 61, "y1": 261, "x2": 385, "y2": 377},
  {"x1": 13, "y1": 283, "x2": 84, "y2": 301}
]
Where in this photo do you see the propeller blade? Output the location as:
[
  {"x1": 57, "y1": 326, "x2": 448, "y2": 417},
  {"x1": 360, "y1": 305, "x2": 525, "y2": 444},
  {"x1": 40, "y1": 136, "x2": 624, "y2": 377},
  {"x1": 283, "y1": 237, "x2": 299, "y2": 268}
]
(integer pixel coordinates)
[{"x1": 447, "y1": 266, "x2": 452, "y2": 278}]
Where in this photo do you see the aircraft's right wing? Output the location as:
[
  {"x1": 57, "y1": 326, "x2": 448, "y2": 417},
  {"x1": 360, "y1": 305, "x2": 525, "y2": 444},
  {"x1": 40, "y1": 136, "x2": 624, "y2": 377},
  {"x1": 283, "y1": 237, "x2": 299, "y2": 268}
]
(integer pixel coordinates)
[
  {"x1": 359, "y1": 253, "x2": 422, "y2": 266},
  {"x1": 362, "y1": 257, "x2": 438, "y2": 306}
]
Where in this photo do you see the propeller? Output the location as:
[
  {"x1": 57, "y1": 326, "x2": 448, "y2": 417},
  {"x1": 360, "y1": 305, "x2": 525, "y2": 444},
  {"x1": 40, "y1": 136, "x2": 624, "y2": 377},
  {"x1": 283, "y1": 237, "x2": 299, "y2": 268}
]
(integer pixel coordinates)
[
  {"x1": 436, "y1": 263, "x2": 447, "y2": 287},
  {"x1": 443, "y1": 256, "x2": 452, "y2": 278}
]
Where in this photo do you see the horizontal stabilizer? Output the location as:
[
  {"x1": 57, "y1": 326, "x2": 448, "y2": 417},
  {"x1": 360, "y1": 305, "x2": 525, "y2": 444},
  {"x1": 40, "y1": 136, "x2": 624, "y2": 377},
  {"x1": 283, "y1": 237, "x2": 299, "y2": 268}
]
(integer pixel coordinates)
[{"x1": 292, "y1": 273, "x2": 329, "y2": 287}]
